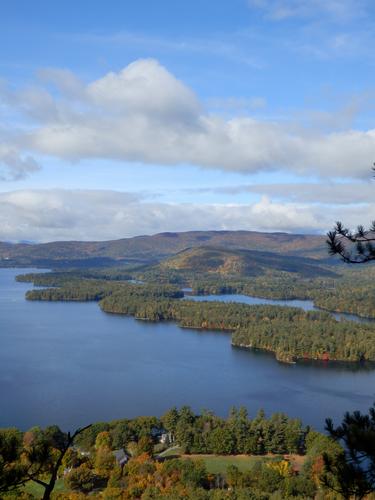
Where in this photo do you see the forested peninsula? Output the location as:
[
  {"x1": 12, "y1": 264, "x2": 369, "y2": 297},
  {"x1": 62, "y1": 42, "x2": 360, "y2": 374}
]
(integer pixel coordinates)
[
  {"x1": 14, "y1": 240, "x2": 375, "y2": 320},
  {"x1": 188, "y1": 277, "x2": 375, "y2": 320},
  {"x1": 19, "y1": 274, "x2": 375, "y2": 364}
]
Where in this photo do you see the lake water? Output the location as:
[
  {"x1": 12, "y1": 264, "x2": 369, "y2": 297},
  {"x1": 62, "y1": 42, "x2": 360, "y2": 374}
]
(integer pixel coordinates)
[
  {"x1": 187, "y1": 294, "x2": 375, "y2": 324},
  {"x1": 1, "y1": 268, "x2": 375, "y2": 432}
]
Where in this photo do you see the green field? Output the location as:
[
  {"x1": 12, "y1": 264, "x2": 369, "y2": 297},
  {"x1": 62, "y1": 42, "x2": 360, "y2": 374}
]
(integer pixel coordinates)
[
  {"x1": 158, "y1": 446, "x2": 293, "y2": 475},
  {"x1": 157, "y1": 445, "x2": 185, "y2": 458},
  {"x1": 3, "y1": 478, "x2": 67, "y2": 499},
  {"x1": 183, "y1": 454, "x2": 281, "y2": 475}
]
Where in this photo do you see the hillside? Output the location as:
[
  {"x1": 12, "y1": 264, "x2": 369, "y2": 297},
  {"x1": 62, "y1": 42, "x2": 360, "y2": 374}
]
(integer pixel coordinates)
[
  {"x1": 0, "y1": 230, "x2": 328, "y2": 268},
  {"x1": 157, "y1": 246, "x2": 336, "y2": 278}
]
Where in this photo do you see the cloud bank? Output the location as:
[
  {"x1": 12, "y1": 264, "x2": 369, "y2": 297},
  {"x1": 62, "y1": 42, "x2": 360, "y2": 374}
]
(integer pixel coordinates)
[
  {"x1": 1, "y1": 189, "x2": 374, "y2": 242},
  {"x1": 203, "y1": 181, "x2": 375, "y2": 204},
  {"x1": 1, "y1": 59, "x2": 375, "y2": 180}
]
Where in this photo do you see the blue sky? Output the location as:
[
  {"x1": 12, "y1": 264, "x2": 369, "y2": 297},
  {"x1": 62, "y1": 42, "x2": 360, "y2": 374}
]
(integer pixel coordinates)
[{"x1": 1, "y1": 0, "x2": 375, "y2": 241}]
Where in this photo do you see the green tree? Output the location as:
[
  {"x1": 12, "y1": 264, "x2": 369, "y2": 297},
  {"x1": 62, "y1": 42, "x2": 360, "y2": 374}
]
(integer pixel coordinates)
[
  {"x1": 94, "y1": 444, "x2": 116, "y2": 478},
  {"x1": 161, "y1": 406, "x2": 179, "y2": 437},
  {"x1": 137, "y1": 435, "x2": 154, "y2": 456},
  {"x1": 110, "y1": 421, "x2": 133, "y2": 449},
  {"x1": 322, "y1": 404, "x2": 375, "y2": 500},
  {"x1": 0, "y1": 428, "x2": 26, "y2": 493},
  {"x1": 64, "y1": 464, "x2": 96, "y2": 493},
  {"x1": 257, "y1": 463, "x2": 283, "y2": 494},
  {"x1": 177, "y1": 459, "x2": 207, "y2": 488},
  {"x1": 327, "y1": 221, "x2": 375, "y2": 263},
  {"x1": 95, "y1": 431, "x2": 113, "y2": 450},
  {"x1": 207, "y1": 426, "x2": 235, "y2": 455},
  {"x1": 0, "y1": 424, "x2": 91, "y2": 500},
  {"x1": 74, "y1": 422, "x2": 109, "y2": 451}
]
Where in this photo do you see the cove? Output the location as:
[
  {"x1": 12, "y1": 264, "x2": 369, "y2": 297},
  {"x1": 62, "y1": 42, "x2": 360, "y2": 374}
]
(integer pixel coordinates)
[{"x1": 1, "y1": 268, "x2": 375, "y2": 432}]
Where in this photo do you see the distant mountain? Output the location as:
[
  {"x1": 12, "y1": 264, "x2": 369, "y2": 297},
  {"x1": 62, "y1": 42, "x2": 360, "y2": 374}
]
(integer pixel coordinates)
[
  {"x1": 0, "y1": 230, "x2": 329, "y2": 268},
  {"x1": 157, "y1": 246, "x2": 335, "y2": 278}
]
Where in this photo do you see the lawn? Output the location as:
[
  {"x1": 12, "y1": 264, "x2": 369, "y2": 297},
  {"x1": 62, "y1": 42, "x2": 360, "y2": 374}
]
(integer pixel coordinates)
[
  {"x1": 158, "y1": 446, "x2": 304, "y2": 476},
  {"x1": 157, "y1": 445, "x2": 184, "y2": 458},
  {"x1": 4, "y1": 478, "x2": 67, "y2": 498},
  {"x1": 182, "y1": 454, "x2": 278, "y2": 474}
]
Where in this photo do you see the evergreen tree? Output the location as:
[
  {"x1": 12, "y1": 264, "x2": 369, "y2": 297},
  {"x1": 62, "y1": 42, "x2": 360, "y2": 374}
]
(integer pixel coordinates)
[{"x1": 323, "y1": 404, "x2": 375, "y2": 500}]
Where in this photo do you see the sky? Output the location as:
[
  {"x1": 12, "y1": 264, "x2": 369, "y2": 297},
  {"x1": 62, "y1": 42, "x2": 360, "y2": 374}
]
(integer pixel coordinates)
[{"x1": 1, "y1": 0, "x2": 375, "y2": 242}]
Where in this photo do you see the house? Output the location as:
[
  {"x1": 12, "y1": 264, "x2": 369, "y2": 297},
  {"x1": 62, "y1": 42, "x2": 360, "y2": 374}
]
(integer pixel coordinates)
[
  {"x1": 112, "y1": 448, "x2": 130, "y2": 468},
  {"x1": 160, "y1": 432, "x2": 173, "y2": 445},
  {"x1": 71, "y1": 445, "x2": 91, "y2": 457},
  {"x1": 151, "y1": 427, "x2": 174, "y2": 445}
]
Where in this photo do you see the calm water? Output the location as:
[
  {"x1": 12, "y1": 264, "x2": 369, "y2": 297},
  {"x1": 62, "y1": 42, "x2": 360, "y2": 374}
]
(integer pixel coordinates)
[
  {"x1": 187, "y1": 294, "x2": 375, "y2": 324},
  {"x1": 1, "y1": 268, "x2": 375, "y2": 432}
]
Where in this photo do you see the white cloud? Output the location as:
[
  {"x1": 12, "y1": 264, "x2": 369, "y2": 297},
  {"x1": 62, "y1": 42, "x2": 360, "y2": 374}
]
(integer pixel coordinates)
[
  {"x1": 0, "y1": 144, "x2": 40, "y2": 181},
  {"x1": 206, "y1": 182, "x2": 375, "y2": 204},
  {"x1": 257, "y1": 182, "x2": 375, "y2": 204},
  {"x1": 86, "y1": 59, "x2": 201, "y2": 121},
  {"x1": 0, "y1": 189, "x2": 374, "y2": 242},
  {"x1": 37, "y1": 68, "x2": 85, "y2": 98},
  {"x1": 2, "y1": 59, "x2": 375, "y2": 179}
]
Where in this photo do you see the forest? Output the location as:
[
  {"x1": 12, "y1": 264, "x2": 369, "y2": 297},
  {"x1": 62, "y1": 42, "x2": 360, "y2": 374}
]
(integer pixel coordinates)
[
  {"x1": 99, "y1": 294, "x2": 375, "y2": 363},
  {"x1": 17, "y1": 272, "x2": 375, "y2": 364},
  {"x1": 16, "y1": 247, "x2": 375, "y2": 320},
  {"x1": 138, "y1": 267, "x2": 375, "y2": 319},
  {"x1": 1, "y1": 406, "x2": 347, "y2": 499}
]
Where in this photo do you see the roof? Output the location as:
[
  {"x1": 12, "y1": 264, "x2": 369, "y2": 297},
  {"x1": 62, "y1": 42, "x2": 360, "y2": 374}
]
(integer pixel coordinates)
[{"x1": 112, "y1": 448, "x2": 129, "y2": 465}]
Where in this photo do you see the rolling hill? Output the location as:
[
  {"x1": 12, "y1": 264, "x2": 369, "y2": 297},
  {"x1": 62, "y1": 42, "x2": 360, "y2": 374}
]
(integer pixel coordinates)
[
  {"x1": 0, "y1": 230, "x2": 330, "y2": 268},
  {"x1": 156, "y1": 246, "x2": 336, "y2": 278}
]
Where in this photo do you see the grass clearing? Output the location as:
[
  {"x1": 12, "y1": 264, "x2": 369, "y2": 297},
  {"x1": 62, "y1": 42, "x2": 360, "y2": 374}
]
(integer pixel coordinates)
[
  {"x1": 4, "y1": 478, "x2": 67, "y2": 498},
  {"x1": 158, "y1": 445, "x2": 184, "y2": 458},
  {"x1": 182, "y1": 454, "x2": 279, "y2": 475}
]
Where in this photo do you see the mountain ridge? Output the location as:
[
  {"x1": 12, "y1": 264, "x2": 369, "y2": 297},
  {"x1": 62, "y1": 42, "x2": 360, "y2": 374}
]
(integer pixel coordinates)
[
  {"x1": 154, "y1": 245, "x2": 336, "y2": 278},
  {"x1": 0, "y1": 230, "x2": 329, "y2": 267}
]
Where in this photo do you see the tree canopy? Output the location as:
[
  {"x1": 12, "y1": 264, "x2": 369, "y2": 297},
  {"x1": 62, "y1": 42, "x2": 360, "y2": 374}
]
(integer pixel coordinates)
[{"x1": 323, "y1": 404, "x2": 375, "y2": 500}]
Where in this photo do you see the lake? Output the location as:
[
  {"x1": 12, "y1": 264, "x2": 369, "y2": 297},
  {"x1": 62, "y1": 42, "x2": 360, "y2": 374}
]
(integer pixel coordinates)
[
  {"x1": 186, "y1": 293, "x2": 375, "y2": 324},
  {"x1": 1, "y1": 268, "x2": 375, "y2": 432}
]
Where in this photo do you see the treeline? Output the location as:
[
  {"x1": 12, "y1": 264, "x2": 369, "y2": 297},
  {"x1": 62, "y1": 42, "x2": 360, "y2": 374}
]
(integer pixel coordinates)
[
  {"x1": 190, "y1": 276, "x2": 328, "y2": 301},
  {"x1": 25, "y1": 280, "x2": 183, "y2": 302},
  {"x1": 73, "y1": 406, "x2": 305, "y2": 456},
  {"x1": 18, "y1": 263, "x2": 375, "y2": 319},
  {"x1": 16, "y1": 267, "x2": 139, "y2": 286},
  {"x1": 191, "y1": 275, "x2": 375, "y2": 319},
  {"x1": 20, "y1": 273, "x2": 375, "y2": 363},
  {"x1": 137, "y1": 266, "x2": 375, "y2": 319},
  {"x1": 1, "y1": 407, "x2": 344, "y2": 499},
  {"x1": 100, "y1": 292, "x2": 375, "y2": 363},
  {"x1": 231, "y1": 313, "x2": 375, "y2": 363},
  {"x1": 160, "y1": 406, "x2": 305, "y2": 456},
  {"x1": 313, "y1": 284, "x2": 375, "y2": 319}
]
